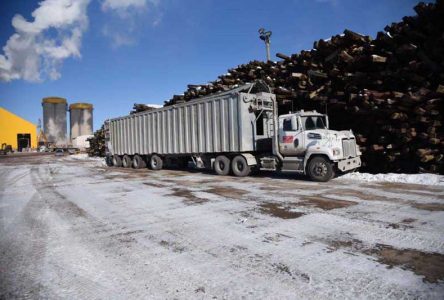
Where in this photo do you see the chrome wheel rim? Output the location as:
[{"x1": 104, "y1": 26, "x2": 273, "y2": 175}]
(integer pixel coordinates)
[{"x1": 313, "y1": 162, "x2": 327, "y2": 177}]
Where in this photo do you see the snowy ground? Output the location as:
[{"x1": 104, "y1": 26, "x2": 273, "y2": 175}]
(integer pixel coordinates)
[{"x1": 0, "y1": 153, "x2": 443, "y2": 299}]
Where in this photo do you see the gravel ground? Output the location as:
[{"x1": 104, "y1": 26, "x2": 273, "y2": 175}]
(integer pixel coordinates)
[{"x1": 0, "y1": 153, "x2": 443, "y2": 299}]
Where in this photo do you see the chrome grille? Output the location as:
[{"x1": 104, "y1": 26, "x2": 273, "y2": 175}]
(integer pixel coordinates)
[{"x1": 342, "y1": 138, "x2": 357, "y2": 158}]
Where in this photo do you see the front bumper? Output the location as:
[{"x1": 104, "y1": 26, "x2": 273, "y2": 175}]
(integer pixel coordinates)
[{"x1": 337, "y1": 156, "x2": 361, "y2": 172}]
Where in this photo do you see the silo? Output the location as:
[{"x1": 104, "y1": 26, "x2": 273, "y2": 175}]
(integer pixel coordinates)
[
  {"x1": 69, "y1": 103, "x2": 93, "y2": 140},
  {"x1": 42, "y1": 97, "x2": 67, "y2": 145}
]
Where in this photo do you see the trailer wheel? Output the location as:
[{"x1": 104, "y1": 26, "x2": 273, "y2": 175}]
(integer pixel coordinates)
[
  {"x1": 122, "y1": 155, "x2": 132, "y2": 168},
  {"x1": 133, "y1": 155, "x2": 146, "y2": 169},
  {"x1": 307, "y1": 156, "x2": 333, "y2": 182},
  {"x1": 149, "y1": 155, "x2": 163, "y2": 170},
  {"x1": 214, "y1": 155, "x2": 230, "y2": 176},
  {"x1": 231, "y1": 155, "x2": 251, "y2": 177},
  {"x1": 112, "y1": 155, "x2": 122, "y2": 167}
]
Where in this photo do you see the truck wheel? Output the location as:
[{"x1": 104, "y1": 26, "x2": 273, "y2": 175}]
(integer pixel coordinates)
[
  {"x1": 214, "y1": 155, "x2": 230, "y2": 176},
  {"x1": 307, "y1": 156, "x2": 333, "y2": 182},
  {"x1": 122, "y1": 155, "x2": 132, "y2": 168},
  {"x1": 149, "y1": 155, "x2": 163, "y2": 170},
  {"x1": 231, "y1": 155, "x2": 251, "y2": 177},
  {"x1": 133, "y1": 155, "x2": 146, "y2": 169},
  {"x1": 112, "y1": 155, "x2": 122, "y2": 167}
]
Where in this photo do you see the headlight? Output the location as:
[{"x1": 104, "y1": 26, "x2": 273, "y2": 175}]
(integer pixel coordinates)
[
  {"x1": 333, "y1": 148, "x2": 341, "y2": 156},
  {"x1": 307, "y1": 133, "x2": 322, "y2": 139}
]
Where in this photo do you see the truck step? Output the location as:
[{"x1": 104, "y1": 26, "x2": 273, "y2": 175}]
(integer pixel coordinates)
[{"x1": 282, "y1": 157, "x2": 304, "y2": 171}]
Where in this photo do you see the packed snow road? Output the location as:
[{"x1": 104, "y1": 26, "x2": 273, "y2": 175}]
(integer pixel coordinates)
[{"x1": 0, "y1": 154, "x2": 443, "y2": 299}]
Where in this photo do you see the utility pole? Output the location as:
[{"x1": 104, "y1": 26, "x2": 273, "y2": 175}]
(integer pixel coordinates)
[{"x1": 258, "y1": 28, "x2": 272, "y2": 62}]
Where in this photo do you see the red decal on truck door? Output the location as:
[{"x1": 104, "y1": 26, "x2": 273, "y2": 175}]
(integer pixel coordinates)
[{"x1": 283, "y1": 136, "x2": 293, "y2": 143}]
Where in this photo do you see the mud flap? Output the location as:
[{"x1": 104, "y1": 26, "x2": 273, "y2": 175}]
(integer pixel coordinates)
[{"x1": 240, "y1": 153, "x2": 257, "y2": 166}]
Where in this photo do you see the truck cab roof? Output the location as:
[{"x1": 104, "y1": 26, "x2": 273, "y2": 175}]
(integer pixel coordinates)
[{"x1": 280, "y1": 110, "x2": 325, "y2": 118}]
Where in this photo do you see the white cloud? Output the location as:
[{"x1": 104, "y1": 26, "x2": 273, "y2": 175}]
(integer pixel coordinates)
[
  {"x1": 101, "y1": 0, "x2": 162, "y2": 47},
  {"x1": 0, "y1": 0, "x2": 90, "y2": 82},
  {"x1": 102, "y1": 25, "x2": 136, "y2": 48},
  {"x1": 102, "y1": 0, "x2": 149, "y2": 12},
  {"x1": 0, "y1": 0, "x2": 164, "y2": 82}
]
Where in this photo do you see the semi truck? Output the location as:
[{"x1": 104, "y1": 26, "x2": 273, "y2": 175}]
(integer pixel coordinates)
[{"x1": 105, "y1": 82, "x2": 361, "y2": 182}]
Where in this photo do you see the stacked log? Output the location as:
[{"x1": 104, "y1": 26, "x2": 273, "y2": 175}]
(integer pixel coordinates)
[
  {"x1": 87, "y1": 125, "x2": 106, "y2": 157},
  {"x1": 155, "y1": 1, "x2": 443, "y2": 174},
  {"x1": 130, "y1": 103, "x2": 158, "y2": 114}
]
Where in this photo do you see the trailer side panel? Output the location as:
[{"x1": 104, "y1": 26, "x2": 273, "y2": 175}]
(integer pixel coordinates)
[{"x1": 109, "y1": 91, "x2": 270, "y2": 156}]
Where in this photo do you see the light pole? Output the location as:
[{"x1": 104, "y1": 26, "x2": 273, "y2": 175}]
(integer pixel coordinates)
[{"x1": 258, "y1": 28, "x2": 272, "y2": 62}]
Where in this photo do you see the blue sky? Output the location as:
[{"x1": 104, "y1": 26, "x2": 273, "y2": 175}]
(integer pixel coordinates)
[{"x1": 0, "y1": 0, "x2": 425, "y2": 132}]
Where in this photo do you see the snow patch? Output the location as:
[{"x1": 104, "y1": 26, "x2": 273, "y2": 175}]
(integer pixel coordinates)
[
  {"x1": 337, "y1": 172, "x2": 444, "y2": 186},
  {"x1": 66, "y1": 153, "x2": 107, "y2": 167},
  {"x1": 145, "y1": 104, "x2": 163, "y2": 108}
]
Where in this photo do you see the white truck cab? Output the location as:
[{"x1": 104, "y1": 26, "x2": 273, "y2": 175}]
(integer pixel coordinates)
[{"x1": 274, "y1": 110, "x2": 361, "y2": 181}]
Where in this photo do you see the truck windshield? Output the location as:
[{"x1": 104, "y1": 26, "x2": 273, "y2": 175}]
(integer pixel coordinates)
[{"x1": 301, "y1": 116, "x2": 327, "y2": 130}]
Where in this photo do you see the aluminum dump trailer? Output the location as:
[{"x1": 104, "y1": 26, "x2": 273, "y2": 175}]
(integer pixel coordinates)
[
  {"x1": 107, "y1": 83, "x2": 274, "y2": 157},
  {"x1": 106, "y1": 81, "x2": 361, "y2": 181}
]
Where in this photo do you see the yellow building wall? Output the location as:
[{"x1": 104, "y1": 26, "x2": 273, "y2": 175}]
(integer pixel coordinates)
[{"x1": 0, "y1": 107, "x2": 37, "y2": 150}]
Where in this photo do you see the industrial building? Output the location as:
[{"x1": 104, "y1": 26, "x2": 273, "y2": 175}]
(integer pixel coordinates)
[
  {"x1": 0, "y1": 107, "x2": 37, "y2": 151},
  {"x1": 70, "y1": 103, "x2": 93, "y2": 140},
  {"x1": 42, "y1": 97, "x2": 67, "y2": 146}
]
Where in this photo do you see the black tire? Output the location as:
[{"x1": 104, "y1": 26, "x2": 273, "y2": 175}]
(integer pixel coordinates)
[
  {"x1": 149, "y1": 154, "x2": 163, "y2": 170},
  {"x1": 231, "y1": 155, "x2": 251, "y2": 177},
  {"x1": 307, "y1": 156, "x2": 334, "y2": 182},
  {"x1": 133, "y1": 155, "x2": 146, "y2": 169},
  {"x1": 122, "y1": 155, "x2": 132, "y2": 168},
  {"x1": 112, "y1": 155, "x2": 122, "y2": 167},
  {"x1": 214, "y1": 155, "x2": 230, "y2": 176}
]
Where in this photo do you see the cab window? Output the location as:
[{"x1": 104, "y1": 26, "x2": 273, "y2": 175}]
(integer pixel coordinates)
[
  {"x1": 302, "y1": 116, "x2": 326, "y2": 130},
  {"x1": 256, "y1": 112, "x2": 264, "y2": 135},
  {"x1": 283, "y1": 118, "x2": 297, "y2": 131}
]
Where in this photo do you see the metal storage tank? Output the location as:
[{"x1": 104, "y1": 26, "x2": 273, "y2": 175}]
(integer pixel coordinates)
[
  {"x1": 42, "y1": 97, "x2": 67, "y2": 145},
  {"x1": 70, "y1": 103, "x2": 93, "y2": 140}
]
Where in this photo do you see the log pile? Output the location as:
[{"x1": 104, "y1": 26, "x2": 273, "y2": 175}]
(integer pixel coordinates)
[
  {"x1": 130, "y1": 103, "x2": 158, "y2": 114},
  {"x1": 156, "y1": 1, "x2": 443, "y2": 174},
  {"x1": 87, "y1": 125, "x2": 106, "y2": 157}
]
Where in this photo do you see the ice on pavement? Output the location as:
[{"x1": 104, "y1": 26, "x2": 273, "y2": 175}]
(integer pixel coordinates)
[{"x1": 1, "y1": 155, "x2": 443, "y2": 299}]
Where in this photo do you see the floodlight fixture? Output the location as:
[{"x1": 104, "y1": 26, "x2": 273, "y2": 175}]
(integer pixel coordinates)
[{"x1": 258, "y1": 28, "x2": 272, "y2": 62}]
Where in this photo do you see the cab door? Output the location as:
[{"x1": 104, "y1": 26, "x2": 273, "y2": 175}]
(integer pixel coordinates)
[{"x1": 279, "y1": 115, "x2": 305, "y2": 156}]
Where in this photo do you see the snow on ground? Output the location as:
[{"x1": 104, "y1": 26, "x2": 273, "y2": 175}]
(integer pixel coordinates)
[
  {"x1": 338, "y1": 172, "x2": 444, "y2": 186},
  {"x1": 65, "y1": 153, "x2": 107, "y2": 167},
  {"x1": 0, "y1": 154, "x2": 443, "y2": 299}
]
